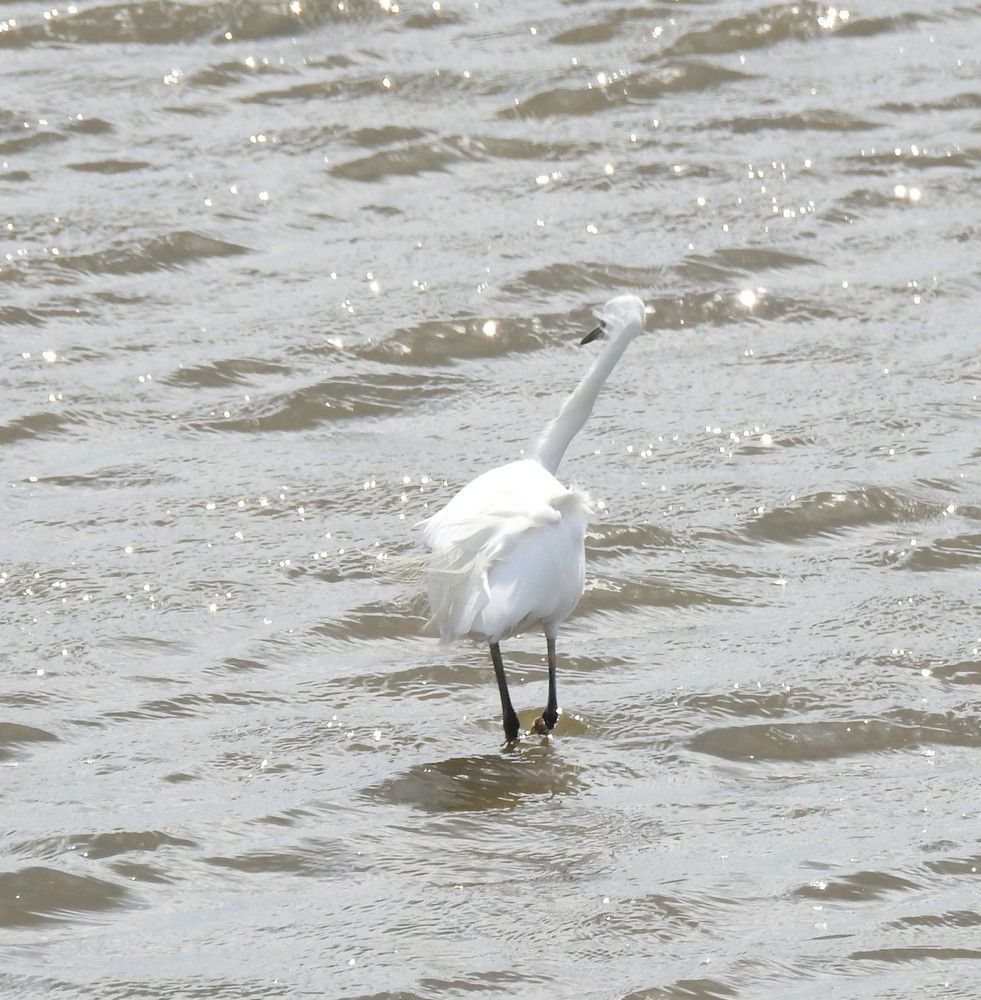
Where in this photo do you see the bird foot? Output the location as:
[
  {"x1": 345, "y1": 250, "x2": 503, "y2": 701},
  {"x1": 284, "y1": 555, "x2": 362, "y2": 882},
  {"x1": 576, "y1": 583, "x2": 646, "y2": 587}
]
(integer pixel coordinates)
[
  {"x1": 532, "y1": 714, "x2": 558, "y2": 736},
  {"x1": 532, "y1": 703, "x2": 561, "y2": 735},
  {"x1": 502, "y1": 713, "x2": 521, "y2": 747}
]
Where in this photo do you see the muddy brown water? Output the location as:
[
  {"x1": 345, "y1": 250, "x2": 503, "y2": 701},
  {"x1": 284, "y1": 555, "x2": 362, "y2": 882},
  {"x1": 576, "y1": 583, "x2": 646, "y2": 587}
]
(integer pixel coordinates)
[{"x1": 1, "y1": 1, "x2": 979, "y2": 997}]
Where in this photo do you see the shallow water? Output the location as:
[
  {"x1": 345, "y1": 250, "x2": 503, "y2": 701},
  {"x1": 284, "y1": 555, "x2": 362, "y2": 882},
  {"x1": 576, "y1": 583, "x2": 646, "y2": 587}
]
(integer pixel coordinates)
[{"x1": 2, "y1": 0, "x2": 979, "y2": 997}]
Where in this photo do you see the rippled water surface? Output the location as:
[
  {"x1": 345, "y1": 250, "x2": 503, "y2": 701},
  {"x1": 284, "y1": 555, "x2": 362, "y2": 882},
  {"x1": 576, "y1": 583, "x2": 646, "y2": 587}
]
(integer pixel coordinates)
[{"x1": 2, "y1": 0, "x2": 980, "y2": 997}]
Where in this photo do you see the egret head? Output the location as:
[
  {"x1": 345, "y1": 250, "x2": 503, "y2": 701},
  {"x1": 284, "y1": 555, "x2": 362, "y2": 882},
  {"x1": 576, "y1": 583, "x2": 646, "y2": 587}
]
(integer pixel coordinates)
[{"x1": 581, "y1": 294, "x2": 648, "y2": 345}]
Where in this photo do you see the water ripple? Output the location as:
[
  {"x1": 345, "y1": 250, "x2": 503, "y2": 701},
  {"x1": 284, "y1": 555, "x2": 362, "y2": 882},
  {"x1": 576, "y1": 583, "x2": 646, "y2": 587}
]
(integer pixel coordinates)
[
  {"x1": 691, "y1": 709, "x2": 981, "y2": 762},
  {"x1": 0, "y1": 867, "x2": 132, "y2": 928}
]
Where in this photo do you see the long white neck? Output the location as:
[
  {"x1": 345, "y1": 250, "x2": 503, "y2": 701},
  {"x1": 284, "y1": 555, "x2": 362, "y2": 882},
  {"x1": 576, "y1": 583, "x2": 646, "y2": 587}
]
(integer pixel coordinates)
[{"x1": 535, "y1": 334, "x2": 633, "y2": 475}]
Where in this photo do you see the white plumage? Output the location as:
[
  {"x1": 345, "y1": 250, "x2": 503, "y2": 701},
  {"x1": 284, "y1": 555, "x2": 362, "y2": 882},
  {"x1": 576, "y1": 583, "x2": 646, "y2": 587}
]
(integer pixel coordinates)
[
  {"x1": 423, "y1": 294, "x2": 648, "y2": 743},
  {"x1": 423, "y1": 459, "x2": 590, "y2": 643}
]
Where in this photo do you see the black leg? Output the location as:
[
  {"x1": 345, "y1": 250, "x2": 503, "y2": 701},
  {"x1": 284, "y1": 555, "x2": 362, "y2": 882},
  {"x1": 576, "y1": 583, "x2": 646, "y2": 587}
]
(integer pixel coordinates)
[
  {"x1": 533, "y1": 631, "x2": 560, "y2": 734},
  {"x1": 544, "y1": 631, "x2": 559, "y2": 729},
  {"x1": 490, "y1": 642, "x2": 520, "y2": 743}
]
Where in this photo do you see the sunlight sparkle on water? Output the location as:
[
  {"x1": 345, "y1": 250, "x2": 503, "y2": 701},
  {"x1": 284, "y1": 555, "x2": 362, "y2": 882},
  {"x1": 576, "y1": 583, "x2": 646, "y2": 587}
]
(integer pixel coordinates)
[
  {"x1": 738, "y1": 289, "x2": 759, "y2": 308},
  {"x1": 817, "y1": 7, "x2": 850, "y2": 30}
]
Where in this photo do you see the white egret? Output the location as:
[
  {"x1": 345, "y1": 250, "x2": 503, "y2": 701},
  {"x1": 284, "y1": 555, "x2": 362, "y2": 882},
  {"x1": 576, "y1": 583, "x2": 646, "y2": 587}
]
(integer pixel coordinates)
[{"x1": 423, "y1": 295, "x2": 648, "y2": 743}]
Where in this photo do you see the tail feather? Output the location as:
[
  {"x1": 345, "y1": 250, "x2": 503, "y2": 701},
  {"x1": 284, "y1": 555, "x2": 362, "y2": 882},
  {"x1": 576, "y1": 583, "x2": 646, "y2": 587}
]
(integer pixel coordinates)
[{"x1": 426, "y1": 526, "x2": 495, "y2": 641}]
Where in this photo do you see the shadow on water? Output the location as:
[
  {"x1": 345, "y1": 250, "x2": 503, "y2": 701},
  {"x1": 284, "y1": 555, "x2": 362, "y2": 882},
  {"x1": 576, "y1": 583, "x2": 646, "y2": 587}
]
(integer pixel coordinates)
[{"x1": 365, "y1": 741, "x2": 586, "y2": 813}]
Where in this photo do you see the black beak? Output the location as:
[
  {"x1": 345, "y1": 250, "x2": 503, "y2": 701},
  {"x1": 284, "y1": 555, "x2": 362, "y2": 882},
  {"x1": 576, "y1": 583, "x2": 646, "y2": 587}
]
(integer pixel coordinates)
[{"x1": 580, "y1": 322, "x2": 605, "y2": 345}]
